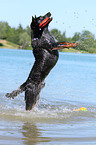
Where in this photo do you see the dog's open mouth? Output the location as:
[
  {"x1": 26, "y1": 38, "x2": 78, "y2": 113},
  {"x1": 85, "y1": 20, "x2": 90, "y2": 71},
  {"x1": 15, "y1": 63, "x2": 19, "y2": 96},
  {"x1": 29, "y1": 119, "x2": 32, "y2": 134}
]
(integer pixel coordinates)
[{"x1": 39, "y1": 16, "x2": 52, "y2": 28}]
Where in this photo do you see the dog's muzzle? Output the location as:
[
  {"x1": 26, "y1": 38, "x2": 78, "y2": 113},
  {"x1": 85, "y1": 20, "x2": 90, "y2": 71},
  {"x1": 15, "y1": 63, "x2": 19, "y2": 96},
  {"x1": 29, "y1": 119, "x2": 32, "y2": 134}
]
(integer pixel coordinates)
[{"x1": 39, "y1": 17, "x2": 52, "y2": 28}]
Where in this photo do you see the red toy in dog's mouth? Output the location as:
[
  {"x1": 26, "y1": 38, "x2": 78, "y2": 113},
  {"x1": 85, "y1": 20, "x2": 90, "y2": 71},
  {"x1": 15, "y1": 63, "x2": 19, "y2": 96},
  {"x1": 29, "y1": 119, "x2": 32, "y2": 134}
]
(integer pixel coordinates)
[{"x1": 39, "y1": 17, "x2": 52, "y2": 28}]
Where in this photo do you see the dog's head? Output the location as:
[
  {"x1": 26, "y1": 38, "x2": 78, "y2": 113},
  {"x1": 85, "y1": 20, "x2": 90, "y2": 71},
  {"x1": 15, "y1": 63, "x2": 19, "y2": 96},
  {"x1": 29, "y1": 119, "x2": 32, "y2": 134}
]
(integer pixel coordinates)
[{"x1": 31, "y1": 12, "x2": 52, "y2": 38}]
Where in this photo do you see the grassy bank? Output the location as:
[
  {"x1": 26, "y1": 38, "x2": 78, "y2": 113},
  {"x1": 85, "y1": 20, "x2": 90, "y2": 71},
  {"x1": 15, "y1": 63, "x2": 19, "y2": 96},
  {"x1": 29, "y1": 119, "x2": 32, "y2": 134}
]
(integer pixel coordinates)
[
  {"x1": 60, "y1": 48, "x2": 87, "y2": 53},
  {"x1": 0, "y1": 39, "x2": 32, "y2": 50},
  {"x1": 0, "y1": 39, "x2": 20, "y2": 49}
]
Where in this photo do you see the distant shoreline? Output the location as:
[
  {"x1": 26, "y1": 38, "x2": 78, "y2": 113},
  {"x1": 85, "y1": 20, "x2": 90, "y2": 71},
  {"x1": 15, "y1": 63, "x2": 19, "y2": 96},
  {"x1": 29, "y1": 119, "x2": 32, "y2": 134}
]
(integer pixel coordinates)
[{"x1": 0, "y1": 39, "x2": 88, "y2": 53}]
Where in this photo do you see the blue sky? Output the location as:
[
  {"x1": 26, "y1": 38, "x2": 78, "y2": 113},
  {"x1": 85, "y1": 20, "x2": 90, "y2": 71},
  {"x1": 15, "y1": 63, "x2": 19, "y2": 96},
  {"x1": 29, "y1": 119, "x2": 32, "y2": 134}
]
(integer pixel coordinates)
[{"x1": 1, "y1": 0, "x2": 96, "y2": 37}]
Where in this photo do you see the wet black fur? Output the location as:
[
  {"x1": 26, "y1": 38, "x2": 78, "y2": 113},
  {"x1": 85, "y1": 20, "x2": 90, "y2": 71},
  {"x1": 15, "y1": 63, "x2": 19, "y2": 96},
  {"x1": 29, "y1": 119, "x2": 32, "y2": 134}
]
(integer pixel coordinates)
[{"x1": 6, "y1": 12, "x2": 60, "y2": 110}]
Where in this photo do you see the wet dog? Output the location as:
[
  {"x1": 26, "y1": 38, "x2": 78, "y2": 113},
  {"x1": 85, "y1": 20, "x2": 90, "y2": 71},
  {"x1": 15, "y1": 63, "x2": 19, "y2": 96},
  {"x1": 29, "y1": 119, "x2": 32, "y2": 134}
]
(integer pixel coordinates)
[{"x1": 6, "y1": 12, "x2": 78, "y2": 110}]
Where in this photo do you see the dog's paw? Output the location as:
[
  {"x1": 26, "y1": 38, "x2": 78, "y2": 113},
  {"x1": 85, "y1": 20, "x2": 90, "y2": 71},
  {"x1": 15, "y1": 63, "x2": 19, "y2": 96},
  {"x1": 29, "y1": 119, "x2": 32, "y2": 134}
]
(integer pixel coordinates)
[
  {"x1": 6, "y1": 92, "x2": 15, "y2": 99},
  {"x1": 6, "y1": 88, "x2": 22, "y2": 99},
  {"x1": 6, "y1": 90, "x2": 18, "y2": 99}
]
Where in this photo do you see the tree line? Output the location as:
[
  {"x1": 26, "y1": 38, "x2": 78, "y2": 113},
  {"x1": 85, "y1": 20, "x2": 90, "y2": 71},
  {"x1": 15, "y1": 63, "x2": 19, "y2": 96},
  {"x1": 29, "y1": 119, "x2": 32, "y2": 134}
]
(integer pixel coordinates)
[
  {"x1": 0, "y1": 21, "x2": 31, "y2": 49},
  {"x1": 0, "y1": 21, "x2": 96, "y2": 53}
]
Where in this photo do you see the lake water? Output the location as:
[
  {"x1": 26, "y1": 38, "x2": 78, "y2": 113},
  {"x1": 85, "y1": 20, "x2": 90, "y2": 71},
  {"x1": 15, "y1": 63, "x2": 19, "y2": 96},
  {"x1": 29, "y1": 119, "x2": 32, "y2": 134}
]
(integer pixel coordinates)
[{"x1": 0, "y1": 48, "x2": 96, "y2": 144}]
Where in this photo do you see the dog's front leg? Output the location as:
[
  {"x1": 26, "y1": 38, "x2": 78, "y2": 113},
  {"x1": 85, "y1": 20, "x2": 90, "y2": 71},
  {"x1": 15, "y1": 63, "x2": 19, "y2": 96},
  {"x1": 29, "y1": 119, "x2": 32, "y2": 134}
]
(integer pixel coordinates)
[
  {"x1": 51, "y1": 41, "x2": 79, "y2": 50},
  {"x1": 6, "y1": 87, "x2": 23, "y2": 99},
  {"x1": 6, "y1": 82, "x2": 26, "y2": 99}
]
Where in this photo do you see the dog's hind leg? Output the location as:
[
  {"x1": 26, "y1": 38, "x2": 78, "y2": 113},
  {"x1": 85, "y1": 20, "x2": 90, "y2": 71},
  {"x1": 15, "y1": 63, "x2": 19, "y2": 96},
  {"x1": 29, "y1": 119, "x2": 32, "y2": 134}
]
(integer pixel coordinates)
[
  {"x1": 35, "y1": 94, "x2": 40, "y2": 107},
  {"x1": 25, "y1": 85, "x2": 39, "y2": 110},
  {"x1": 25, "y1": 82, "x2": 45, "y2": 110},
  {"x1": 25, "y1": 94, "x2": 40, "y2": 111}
]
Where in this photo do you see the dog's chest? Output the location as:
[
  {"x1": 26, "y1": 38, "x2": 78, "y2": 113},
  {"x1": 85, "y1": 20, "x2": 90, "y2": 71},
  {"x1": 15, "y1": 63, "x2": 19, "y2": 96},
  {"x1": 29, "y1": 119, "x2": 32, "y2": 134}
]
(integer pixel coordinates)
[
  {"x1": 40, "y1": 49, "x2": 59, "y2": 78},
  {"x1": 33, "y1": 48, "x2": 59, "y2": 76},
  {"x1": 42, "y1": 31, "x2": 55, "y2": 44}
]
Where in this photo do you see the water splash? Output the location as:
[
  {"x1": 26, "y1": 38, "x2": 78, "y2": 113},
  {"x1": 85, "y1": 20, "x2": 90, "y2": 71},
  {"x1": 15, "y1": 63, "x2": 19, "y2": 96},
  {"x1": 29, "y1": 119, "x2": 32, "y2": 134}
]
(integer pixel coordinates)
[{"x1": 0, "y1": 93, "x2": 96, "y2": 124}]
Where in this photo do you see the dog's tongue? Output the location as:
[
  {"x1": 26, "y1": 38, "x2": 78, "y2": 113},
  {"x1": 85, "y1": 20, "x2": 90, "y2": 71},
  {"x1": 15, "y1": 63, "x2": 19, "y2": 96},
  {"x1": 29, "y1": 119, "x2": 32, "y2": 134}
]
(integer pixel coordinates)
[{"x1": 39, "y1": 17, "x2": 51, "y2": 28}]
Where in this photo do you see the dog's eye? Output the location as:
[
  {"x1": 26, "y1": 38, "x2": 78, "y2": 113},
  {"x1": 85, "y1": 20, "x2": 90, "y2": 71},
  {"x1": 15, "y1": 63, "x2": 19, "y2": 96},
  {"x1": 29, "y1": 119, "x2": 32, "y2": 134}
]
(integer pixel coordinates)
[{"x1": 40, "y1": 17, "x2": 43, "y2": 20}]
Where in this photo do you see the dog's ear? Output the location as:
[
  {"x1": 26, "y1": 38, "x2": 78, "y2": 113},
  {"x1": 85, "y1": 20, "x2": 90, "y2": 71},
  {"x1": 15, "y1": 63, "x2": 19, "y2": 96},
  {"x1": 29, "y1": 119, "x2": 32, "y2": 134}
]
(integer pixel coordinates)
[{"x1": 32, "y1": 16, "x2": 34, "y2": 21}]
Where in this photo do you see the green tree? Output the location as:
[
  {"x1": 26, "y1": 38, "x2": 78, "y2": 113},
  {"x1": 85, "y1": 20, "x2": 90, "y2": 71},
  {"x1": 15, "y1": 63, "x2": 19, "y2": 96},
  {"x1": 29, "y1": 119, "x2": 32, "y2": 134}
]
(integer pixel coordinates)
[
  {"x1": 50, "y1": 29, "x2": 67, "y2": 42},
  {"x1": 6, "y1": 27, "x2": 15, "y2": 42},
  {"x1": 26, "y1": 26, "x2": 31, "y2": 36},
  {"x1": 78, "y1": 30, "x2": 95, "y2": 51},
  {"x1": 0, "y1": 21, "x2": 8, "y2": 39},
  {"x1": 60, "y1": 31, "x2": 67, "y2": 42},
  {"x1": 72, "y1": 32, "x2": 81, "y2": 42},
  {"x1": 19, "y1": 32, "x2": 31, "y2": 49},
  {"x1": 17, "y1": 24, "x2": 24, "y2": 33},
  {"x1": 50, "y1": 29, "x2": 61, "y2": 41}
]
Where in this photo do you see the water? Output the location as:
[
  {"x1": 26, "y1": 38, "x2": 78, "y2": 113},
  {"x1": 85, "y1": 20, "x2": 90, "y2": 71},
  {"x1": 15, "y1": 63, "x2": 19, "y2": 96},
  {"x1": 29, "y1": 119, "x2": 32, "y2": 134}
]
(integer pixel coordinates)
[{"x1": 0, "y1": 48, "x2": 96, "y2": 144}]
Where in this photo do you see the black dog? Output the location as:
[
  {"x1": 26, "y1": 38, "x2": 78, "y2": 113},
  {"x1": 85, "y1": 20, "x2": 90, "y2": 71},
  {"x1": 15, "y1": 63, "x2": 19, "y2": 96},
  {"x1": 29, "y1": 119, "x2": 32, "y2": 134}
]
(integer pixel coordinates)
[{"x1": 6, "y1": 12, "x2": 78, "y2": 110}]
